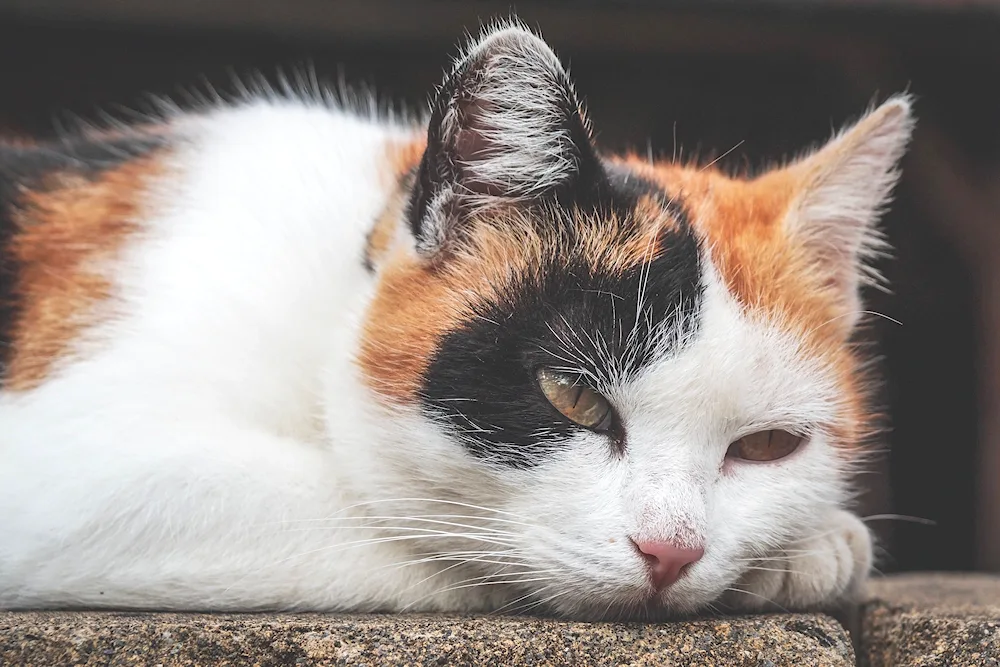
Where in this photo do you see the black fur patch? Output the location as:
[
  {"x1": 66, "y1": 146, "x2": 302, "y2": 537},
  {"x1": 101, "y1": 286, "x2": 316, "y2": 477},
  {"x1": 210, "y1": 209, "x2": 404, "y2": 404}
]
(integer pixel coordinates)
[
  {"x1": 421, "y1": 182, "x2": 704, "y2": 468},
  {"x1": 0, "y1": 134, "x2": 164, "y2": 384}
]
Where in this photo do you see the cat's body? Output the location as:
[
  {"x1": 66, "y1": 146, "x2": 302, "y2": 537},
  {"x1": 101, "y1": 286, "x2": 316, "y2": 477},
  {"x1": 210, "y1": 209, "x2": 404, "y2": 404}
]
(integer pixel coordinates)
[
  {"x1": 0, "y1": 24, "x2": 912, "y2": 619},
  {"x1": 0, "y1": 106, "x2": 451, "y2": 613}
]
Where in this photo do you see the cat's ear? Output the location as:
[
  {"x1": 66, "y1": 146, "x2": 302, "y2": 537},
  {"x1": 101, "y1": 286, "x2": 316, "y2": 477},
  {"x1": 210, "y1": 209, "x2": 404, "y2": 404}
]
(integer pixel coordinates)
[
  {"x1": 407, "y1": 23, "x2": 597, "y2": 253},
  {"x1": 785, "y1": 96, "x2": 914, "y2": 333}
]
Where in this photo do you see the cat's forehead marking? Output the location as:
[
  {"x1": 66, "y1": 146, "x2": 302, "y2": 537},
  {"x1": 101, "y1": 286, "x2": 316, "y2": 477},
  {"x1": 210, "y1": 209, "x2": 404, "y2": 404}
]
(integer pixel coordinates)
[
  {"x1": 0, "y1": 136, "x2": 165, "y2": 391},
  {"x1": 359, "y1": 174, "x2": 699, "y2": 406},
  {"x1": 359, "y1": 156, "x2": 705, "y2": 469}
]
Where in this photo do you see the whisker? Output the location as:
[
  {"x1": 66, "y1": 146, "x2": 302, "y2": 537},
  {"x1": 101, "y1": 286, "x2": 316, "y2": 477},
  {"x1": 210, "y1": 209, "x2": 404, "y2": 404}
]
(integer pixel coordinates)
[
  {"x1": 276, "y1": 515, "x2": 526, "y2": 535},
  {"x1": 280, "y1": 524, "x2": 519, "y2": 545},
  {"x1": 741, "y1": 565, "x2": 792, "y2": 574},
  {"x1": 807, "y1": 309, "x2": 903, "y2": 337},
  {"x1": 861, "y1": 513, "x2": 936, "y2": 526},
  {"x1": 724, "y1": 585, "x2": 791, "y2": 613},
  {"x1": 399, "y1": 575, "x2": 558, "y2": 612},
  {"x1": 314, "y1": 498, "x2": 538, "y2": 523},
  {"x1": 700, "y1": 139, "x2": 745, "y2": 172},
  {"x1": 398, "y1": 556, "x2": 557, "y2": 599},
  {"x1": 376, "y1": 551, "x2": 536, "y2": 574},
  {"x1": 222, "y1": 532, "x2": 521, "y2": 595},
  {"x1": 514, "y1": 587, "x2": 572, "y2": 616},
  {"x1": 489, "y1": 585, "x2": 554, "y2": 616}
]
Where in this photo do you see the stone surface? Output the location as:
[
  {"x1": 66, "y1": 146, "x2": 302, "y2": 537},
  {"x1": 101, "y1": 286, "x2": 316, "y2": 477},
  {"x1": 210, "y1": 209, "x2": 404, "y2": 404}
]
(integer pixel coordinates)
[
  {"x1": 862, "y1": 573, "x2": 1000, "y2": 667},
  {"x1": 0, "y1": 611, "x2": 854, "y2": 666}
]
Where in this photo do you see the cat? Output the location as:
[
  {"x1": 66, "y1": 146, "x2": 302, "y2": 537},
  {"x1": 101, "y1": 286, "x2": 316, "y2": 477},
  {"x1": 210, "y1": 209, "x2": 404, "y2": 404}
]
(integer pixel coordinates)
[{"x1": 0, "y1": 21, "x2": 912, "y2": 620}]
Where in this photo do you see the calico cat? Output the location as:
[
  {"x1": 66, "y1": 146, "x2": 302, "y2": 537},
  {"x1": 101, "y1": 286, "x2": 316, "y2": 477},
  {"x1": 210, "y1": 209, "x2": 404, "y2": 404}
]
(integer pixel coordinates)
[{"x1": 0, "y1": 22, "x2": 912, "y2": 619}]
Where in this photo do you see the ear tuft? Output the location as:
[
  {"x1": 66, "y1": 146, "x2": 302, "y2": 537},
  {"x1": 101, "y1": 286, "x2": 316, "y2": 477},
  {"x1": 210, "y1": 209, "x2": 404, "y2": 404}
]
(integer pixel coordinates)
[
  {"x1": 409, "y1": 21, "x2": 596, "y2": 253},
  {"x1": 786, "y1": 95, "x2": 915, "y2": 332}
]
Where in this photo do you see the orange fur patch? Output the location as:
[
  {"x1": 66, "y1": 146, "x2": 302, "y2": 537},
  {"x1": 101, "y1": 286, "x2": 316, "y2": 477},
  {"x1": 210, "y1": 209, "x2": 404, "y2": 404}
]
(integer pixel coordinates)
[
  {"x1": 3, "y1": 156, "x2": 163, "y2": 390},
  {"x1": 617, "y1": 155, "x2": 849, "y2": 348}
]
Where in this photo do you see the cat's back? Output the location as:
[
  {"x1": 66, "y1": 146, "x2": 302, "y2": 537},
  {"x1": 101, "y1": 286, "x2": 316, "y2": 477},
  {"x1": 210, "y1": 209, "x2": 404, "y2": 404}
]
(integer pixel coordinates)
[
  {"x1": 0, "y1": 99, "x2": 415, "y2": 423},
  {"x1": 0, "y1": 101, "x2": 439, "y2": 611}
]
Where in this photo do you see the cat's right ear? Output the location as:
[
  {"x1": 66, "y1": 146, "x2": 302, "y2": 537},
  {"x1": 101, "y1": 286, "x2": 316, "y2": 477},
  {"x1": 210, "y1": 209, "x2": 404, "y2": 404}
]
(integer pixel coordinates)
[{"x1": 407, "y1": 23, "x2": 598, "y2": 254}]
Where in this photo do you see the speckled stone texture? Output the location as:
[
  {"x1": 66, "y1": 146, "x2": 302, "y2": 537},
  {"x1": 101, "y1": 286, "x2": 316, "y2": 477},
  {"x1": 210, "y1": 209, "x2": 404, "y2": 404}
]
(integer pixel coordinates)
[
  {"x1": 0, "y1": 611, "x2": 855, "y2": 666},
  {"x1": 862, "y1": 573, "x2": 1000, "y2": 667}
]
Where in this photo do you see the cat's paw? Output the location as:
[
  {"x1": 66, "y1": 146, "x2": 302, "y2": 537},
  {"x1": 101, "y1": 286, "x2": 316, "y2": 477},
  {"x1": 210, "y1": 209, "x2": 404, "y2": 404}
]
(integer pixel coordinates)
[{"x1": 721, "y1": 509, "x2": 872, "y2": 612}]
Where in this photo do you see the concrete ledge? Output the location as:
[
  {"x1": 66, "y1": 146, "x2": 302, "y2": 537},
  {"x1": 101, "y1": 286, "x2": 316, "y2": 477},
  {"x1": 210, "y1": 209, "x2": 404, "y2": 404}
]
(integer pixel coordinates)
[
  {"x1": 1, "y1": 611, "x2": 855, "y2": 666},
  {"x1": 862, "y1": 573, "x2": 1000, "y2": 667}
]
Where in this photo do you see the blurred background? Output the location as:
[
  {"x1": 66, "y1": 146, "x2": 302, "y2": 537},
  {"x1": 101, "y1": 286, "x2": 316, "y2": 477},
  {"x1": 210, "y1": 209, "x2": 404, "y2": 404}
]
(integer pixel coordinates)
[{"x1": 1, "y1": 0, "x2": 998, "y2": 575}]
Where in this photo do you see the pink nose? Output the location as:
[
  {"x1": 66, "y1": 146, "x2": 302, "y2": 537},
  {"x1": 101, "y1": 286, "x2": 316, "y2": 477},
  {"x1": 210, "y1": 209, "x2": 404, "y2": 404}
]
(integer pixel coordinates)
[{"x1": 632, "y1": 539, "x2": 704, "y2": 590}]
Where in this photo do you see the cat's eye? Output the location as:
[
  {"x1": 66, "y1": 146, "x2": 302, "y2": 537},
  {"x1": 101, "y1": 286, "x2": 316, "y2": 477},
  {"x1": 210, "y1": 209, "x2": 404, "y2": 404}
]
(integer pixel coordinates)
[
  {"x1": 536, "y1": 368, "x2": 613, "y2": 432},
  {"x1": 727, "y1": 430, "x2": 803, "y2": 462}
]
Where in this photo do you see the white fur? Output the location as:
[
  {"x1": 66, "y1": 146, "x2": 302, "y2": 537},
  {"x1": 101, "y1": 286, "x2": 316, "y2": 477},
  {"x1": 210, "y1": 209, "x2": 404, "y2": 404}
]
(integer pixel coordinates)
[{"x1": 0, "y1": 37, "x2": 907, "y2": 618}]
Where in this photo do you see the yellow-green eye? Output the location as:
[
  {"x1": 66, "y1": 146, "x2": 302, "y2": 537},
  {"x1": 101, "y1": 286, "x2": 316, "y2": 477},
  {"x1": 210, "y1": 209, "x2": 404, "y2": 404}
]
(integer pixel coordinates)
[
  {"x1": 536, "y1": 368, "x2": 613, "y2": 431},
  {"x1": 727, "y1": 430, "x2": 803, "y2": 462}
]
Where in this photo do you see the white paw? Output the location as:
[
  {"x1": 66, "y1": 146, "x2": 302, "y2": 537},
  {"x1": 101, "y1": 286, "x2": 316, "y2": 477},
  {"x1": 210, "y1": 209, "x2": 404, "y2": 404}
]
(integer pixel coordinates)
[{"x1": 722, "y1": 510, "x2": 872, "y2": 612}]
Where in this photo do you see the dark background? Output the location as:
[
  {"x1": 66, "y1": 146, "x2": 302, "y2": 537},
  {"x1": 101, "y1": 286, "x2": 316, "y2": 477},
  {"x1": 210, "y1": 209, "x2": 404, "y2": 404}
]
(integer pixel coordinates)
[{"x1": 1, "y1": 0, "x2": 998, "y2": 574}]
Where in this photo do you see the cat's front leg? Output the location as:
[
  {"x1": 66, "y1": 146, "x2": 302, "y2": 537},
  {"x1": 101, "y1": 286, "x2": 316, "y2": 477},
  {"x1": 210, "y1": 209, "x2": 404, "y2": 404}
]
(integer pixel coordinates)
[{"x1": 721, "y1": 509, "x2": 873, "y2": 612}]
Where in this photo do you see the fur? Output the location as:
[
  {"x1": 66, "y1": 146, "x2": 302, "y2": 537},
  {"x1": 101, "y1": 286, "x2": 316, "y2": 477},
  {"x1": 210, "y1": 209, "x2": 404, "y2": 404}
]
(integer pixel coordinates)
[{"x1": 0, "y1": 22, "x2": 912, "y2": 619}]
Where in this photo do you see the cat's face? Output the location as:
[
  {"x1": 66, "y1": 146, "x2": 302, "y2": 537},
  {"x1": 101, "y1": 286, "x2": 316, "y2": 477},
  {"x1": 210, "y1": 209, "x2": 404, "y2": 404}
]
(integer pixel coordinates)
[{"x1": 351, "y1": 24, "x2": 911, "y2": 618}]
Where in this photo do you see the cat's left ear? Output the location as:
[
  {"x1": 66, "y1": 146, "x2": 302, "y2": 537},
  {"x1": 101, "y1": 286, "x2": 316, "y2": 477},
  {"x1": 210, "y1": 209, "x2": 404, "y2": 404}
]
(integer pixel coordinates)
[
  {"x1": 785, "y1": 96, "x2": 915, "y2": 333},
  {"x1": 407, "y1": 23, "x2": 599, "y2": 253}
]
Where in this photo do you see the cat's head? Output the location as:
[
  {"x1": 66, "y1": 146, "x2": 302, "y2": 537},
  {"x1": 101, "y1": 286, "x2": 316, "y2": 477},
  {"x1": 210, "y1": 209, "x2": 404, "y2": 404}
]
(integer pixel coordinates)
[{"x1": 351, "y1": 23, "x2": 912, "y2": 618}]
